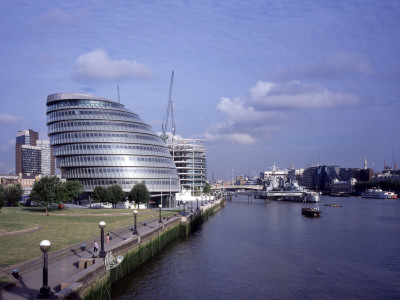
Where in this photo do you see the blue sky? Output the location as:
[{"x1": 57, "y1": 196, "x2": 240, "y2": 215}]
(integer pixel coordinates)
[{"x1": 1, "y1": 0, "x2": 399, "y2": 179}]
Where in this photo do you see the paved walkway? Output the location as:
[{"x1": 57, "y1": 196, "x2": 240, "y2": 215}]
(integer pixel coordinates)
[{"x1": 0, "y1": 215, "x2": 179, "y2": 300}]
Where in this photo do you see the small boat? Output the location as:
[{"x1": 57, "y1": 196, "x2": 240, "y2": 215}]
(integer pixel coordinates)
[
  {"x1": 324, "y1": 204, "x2": 342, "y2": 207},
  {"x1": 301, "y1": 207, "x2": 321, "y2": 217},
  {"x1": 361, "y1": 188, "x2": 398, "y2": 199},
  {"x1": 329, "y1": 193, "x2": 349, "y2": 197}
]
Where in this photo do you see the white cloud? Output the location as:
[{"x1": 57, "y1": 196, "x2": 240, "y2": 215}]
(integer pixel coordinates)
[
  {"x1": 249, "y1": 82, "x2": 277, "y2": 101},
  {"x1": 249, "y1": 81, "x2": 360, "y2": 110},
  {"x1": 0, "y1": 113, "x2": 24, "y2": 123},
  {"x1": 204, "y1": 79, "x2": 361, "y2": 145},
  {"x1": 72, "y1": 49, "x2": 153, "y2": 82},
  {"x1": 204, "y1": 96, "x2": 289, "y2": 145},
  {"x1": 204, "y1": 132, "x2": 257, "y2": 145},
  {"x1": 216, "y1": 97, "x2": 289, "y2": 125}
]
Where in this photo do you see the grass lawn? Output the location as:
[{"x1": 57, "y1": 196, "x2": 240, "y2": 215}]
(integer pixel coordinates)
[
  {"x1": 0, "y1": 206, "x2": 177, "y2": 266},
  {"x1": 0, "y1": 275, "x2": 10, "y2": 286}
]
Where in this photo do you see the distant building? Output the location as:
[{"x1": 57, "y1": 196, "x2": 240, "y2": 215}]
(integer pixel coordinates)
[
  {"x1": 36, "y1": 140, "x2": 55, "y2": 175},
  {"x1": 20, "y1": 145, "x2": 41, "y2": 176},
  {"x1": 302, "y1": 167, "x2": 318, "y2": 190},
  {"x1": 339, "y1": 167, "x2": 373, "y2": 182},
  {"x1": 235, "y1": 174, "x2": 245, "y2": 185},
  {"x1": 262, "y1": 163, "x2": 288, "y2": 181},
  {"x1": 301, "y1": 165, "x2": 373, "y2": 192},
  {"x1": 330, "y1": 178, "x2": 357, "y2": 194},
  {"x1": 167, "y1": 138, "x2": 207, "y2": 193},
  {"x1": 287, "y1": 167, "x2": 304, "y2": 185},
  {"x1": 359, "y1": 168, "x2": 373, "y2": 181},
  {"x1": 372, "y1": 169, "x2": 400, "y2": 182},
  {"x1": 316, "y1": 165, "x2": 341, "y2": 192},
  {"x1": 274, "y1": 159, "x2": 374, "y2": 193},
  {"x1": 16, "y1": 129, "x2": 38, "y2": 146},
  {"x1": 15, "y1": 129, "x2": 38, "y2": 175},
  {"x1": 15, "y1": 129, "x2": 55, "y2": 176},
  {"x1": 0, "y1": 174, "x2": 19, "y2": 187},
  {"x1": 19, "y1": 174, "x2": 42, "y2": 196}
]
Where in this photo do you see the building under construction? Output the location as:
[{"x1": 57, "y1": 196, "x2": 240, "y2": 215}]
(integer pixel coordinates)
[
  {"x1": 168, "y1": 138, "x2": 207, "y2": 193},
  {"x1": 160, "y1": 71, "x2": 208, "y2": 193}
]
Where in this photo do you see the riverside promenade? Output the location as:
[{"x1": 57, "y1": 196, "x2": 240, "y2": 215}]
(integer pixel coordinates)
[{"x1": 0, "y1": 213, "x2": 180, "y2": 300}]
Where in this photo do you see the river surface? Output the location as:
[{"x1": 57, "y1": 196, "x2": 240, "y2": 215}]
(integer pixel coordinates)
[{"x1": 112, "y1": 196, "x2": 400, "y2": 299}]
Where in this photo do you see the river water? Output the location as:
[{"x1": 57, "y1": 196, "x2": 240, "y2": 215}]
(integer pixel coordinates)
[{"x1": 112, "y1": 196, "x2": 400, "y2": 299}]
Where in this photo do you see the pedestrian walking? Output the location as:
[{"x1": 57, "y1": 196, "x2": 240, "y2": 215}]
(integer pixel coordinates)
[
  {"x1": 106, "y1": 233, "x2": 110, "y2": 245},
  {"x1": 94, "y1": 240, "x2": 98, "y2": 252}
]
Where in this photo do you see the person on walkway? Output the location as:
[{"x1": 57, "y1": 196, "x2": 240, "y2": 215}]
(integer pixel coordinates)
[
  {"x1": 106, "y1": 233, "x2": 110, "y2": 245},
  {"x1": 94, "y1": 240, "x2": 98, "y2": 252}
]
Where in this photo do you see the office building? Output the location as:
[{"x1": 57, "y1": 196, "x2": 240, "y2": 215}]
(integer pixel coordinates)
[
  {"x1": 36, "y1": 140, "x2": 55, "y2": 175},
  {"x1": 20, "y1": 145, "x2": 41, "y2": 175},
  {"x1": 15, "y1": 129, "x2": 38, "y2": 175},
  {"x1": 168, "y1": 138, "x2": 207, "y2": 193},
  {"x1": 15, "y1": 129, "x2": 55, "y2": 176},
  {"x1": 302, "y1": 167, "x2": 318, "y2": 190},
  {"x1": 46, "y1": 93, "x2": 180, "y2": 195}
]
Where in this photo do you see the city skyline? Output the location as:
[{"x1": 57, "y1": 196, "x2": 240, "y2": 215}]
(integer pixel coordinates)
[{"x1": 1, "y1": 1, "x2": 399, "y2": 179}]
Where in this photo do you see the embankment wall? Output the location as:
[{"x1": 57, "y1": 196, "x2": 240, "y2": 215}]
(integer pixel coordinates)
[{"x1": 54, "y1": 199, "x2": 224, "y2": 300}]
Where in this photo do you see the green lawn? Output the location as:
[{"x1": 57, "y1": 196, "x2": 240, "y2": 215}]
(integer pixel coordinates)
[{"x1": 0, "y1": 207, "x2": 177, "y2": 266}]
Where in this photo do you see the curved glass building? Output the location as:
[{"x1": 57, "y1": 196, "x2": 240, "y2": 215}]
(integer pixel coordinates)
[{"x1": 46, "y1": 93, "x2": 180, "y2": 194}]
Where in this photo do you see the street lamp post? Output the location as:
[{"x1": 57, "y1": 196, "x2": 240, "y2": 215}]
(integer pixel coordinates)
[
  {"x1": 196, "y1": 197, "x2": 199, "y2": 210},
  {"x1": 133, "y1": 210, "x2": 138, "y2": 234},
  {"x1": 98, "y1": 221, "x2": 106, "y2": 258},
  {"x1": 158, "y1": 204, "x2": 162, "y2": 223},
  {"x1": 38, "y1": 240, "x2": 52, "y2": 299}
]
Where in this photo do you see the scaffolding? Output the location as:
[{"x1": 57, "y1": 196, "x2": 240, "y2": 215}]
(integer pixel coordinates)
[{"x1": 167, "y1": 138, "x2": 207, "y2": 194}]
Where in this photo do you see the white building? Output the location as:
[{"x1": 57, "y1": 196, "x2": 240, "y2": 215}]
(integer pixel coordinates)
[
  {"x1": 168, "y1": 138, "x2": 207, "y2": 194},
  {"x1": 36, "y1": 140, "x2": 52, "y2": 175}
]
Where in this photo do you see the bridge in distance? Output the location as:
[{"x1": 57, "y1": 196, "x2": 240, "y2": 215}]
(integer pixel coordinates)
[
  {"x1": 211, "y1": 185, "x2": 264, "y2": 191},
  {"x1": 211, "y1": 185, "x2": 300, "y2": 200}
]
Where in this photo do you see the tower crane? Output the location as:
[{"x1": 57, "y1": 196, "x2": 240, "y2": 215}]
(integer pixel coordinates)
[
  {"x1": 161, "y1": 70, "x2": 175, "y2": 143},
  {"x1": 393, "y1": 151, "x2": 398, "y2": 170}
]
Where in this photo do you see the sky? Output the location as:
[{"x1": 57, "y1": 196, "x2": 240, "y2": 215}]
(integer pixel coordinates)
[{"x1": 0, "y1": 0, "x2": 399, "y2": 180}]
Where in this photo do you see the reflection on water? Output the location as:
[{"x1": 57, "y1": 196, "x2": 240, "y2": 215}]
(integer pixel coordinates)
[{"x1": 112, "y1": 196, "x2": 400, "y2": 299}]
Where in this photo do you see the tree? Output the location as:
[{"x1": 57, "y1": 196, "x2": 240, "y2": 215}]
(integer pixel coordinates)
[
  {"x1": 129, "y1": 182, "x2": 150, "y2": 209},
  {"x1": 92, "y1": 186, "x2": 112, "y2": 208},
  {"x1": 108, "y1": 184, "x2": 126, "y2": 209},
  {"x1": 60, "y1": 180, "x2": 84, "y2": 204},
  {"x1": 5, "y1": 184, "x2": 23, "y2": 207},
  {"x1": 30, "y1": 176, "x2": 62, "y2": 213},
  {"x1": 0, "y1": 185, "x2": 5, "y2": 211},
  {"x1": 203, "y1": 182, "x2": 211, "y2": 194}
]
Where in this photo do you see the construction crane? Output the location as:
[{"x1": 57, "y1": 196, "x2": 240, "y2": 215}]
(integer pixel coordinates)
[
  {"x1": 393, "y1": 151, "x2": 398, "y2": 170},
  {"x1": 161, "y1": 70, "x2": 175, "y2": 143}
]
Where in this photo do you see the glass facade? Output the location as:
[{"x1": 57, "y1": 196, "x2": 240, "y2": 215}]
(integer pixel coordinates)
[
  {"x1": 36, "y1": 140, "x2": 55, "y2": 175},
  {"x1": 15, "y1": 129, "x2": 39, "y2": 175},
  {"x1": 21, "y1": 145, "x2": 41, "y2": 176},
  {"x1": 46, "y1": 93, "x2": 180, "y2": 193},
  {"x1": 168, "y1": 138, "x2": 207, "y2": 192}
]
